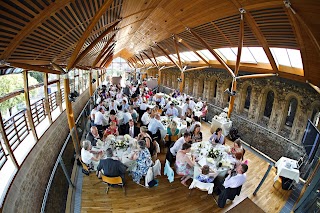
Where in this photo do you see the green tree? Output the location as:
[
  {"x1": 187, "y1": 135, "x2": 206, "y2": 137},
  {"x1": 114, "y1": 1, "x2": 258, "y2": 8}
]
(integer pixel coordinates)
[
  {"x1": 29, "y1": 71, "x2": 44, "y2": 83},
  {"x1": 0, "y1": 74, "x2": 38, "y2": 116}
]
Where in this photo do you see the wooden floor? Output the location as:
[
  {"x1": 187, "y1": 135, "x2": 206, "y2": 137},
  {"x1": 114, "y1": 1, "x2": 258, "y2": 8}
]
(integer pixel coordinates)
[{"x1": 81, "y1": 122, "x2": 291, "y2": 213}]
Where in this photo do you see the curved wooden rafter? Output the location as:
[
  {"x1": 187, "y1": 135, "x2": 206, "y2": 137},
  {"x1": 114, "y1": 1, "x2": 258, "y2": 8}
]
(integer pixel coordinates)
[{"x1": 92, "y1": 34, "x2": 117, "y2": 67}]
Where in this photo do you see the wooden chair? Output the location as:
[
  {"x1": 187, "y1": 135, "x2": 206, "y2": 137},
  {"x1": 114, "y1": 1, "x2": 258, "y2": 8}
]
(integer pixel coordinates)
[
  {"x1": 79, "y1": 157, "x2": 91, "y2": 176},
  {"x1": 101, "y1": 175, "x2": 126, "y2": 195},
  {"x1": 170, "y1": 135, "x2": 179, "y2": 142}
]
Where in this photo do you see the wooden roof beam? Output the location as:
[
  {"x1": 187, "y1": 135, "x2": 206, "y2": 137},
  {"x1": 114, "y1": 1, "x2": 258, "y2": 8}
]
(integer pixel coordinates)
[
  {"x1": 72, "y1": 20, "x2": 120, "y2": 68},
  {"x1": 139, "y1": 53, "x2": 147, "y2": 66},
  {"x1": 7, "y1": 62, "x2": 62, "y2": 75},
  {"x1": 67, "y1": 0, "x2": 114, "y2": 70},
  {"x1": 142, "y1": 51, "x2": 157, "y2": 68},
  {"x1": 187, "y1": 28, "x2": 235, "y2": 78},
  {"x1": 174, "y1": 35, "x2": 210, "y2": 66},
  {"x1": 135, "y1": 55, "x2": 145, "y2": 67},
  {"x1": 235, "y1": 11, "x2": 245, "y2": 75},
  {"x1": 243, "y1": 12, "x2": 278, "y2": 73},
  {"x1": 236, "y1": 73, "x2": 277, "y2": 80},
  {"x1": 154, "y1": 42, "x2": 181, "y2": 70},
  {"x1": 210, "y1": 22, "x2": 234, "y2": 46},
  {"x1": 101, "y1": 55, "x2": 113, "y2": 68},
  {"x1": 95, "y1": 44, "x2": 115, "y2": 67},
  {"x1": 150, "y1": 47, "x2": 159, "y2": 67},
  {"x1": 92, "y1": 34, "x2": 116, "y2": 67},
  {"x1": 97, "y1": 46, "x2": 115, "y2": 67},
  {"x1": 172, "y1": 35, "x2": 183, "y2": 69}
]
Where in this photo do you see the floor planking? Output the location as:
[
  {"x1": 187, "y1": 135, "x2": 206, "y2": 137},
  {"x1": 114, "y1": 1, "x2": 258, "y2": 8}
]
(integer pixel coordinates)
[{"x1": 81, "y1": 122, "x2": 291, "y2": 213}]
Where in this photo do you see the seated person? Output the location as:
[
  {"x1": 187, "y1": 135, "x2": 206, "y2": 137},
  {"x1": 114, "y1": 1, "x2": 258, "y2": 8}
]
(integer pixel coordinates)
[
  {"x1": 148, "y1": 114, "x2": 166, "y2": 143},
  {"x1": 196, "y1": 165, "x2": 216, "y2": 183},
  {"x1": 200, "y1": 101, "x2": 208, "y2": 119},
  {"x1": 165, "y1": 103, "x2": 179, "y2": 117},
  {"x1": 97, "y1": 148, "x2": 127, "y2": 184},
  {"x1": 231, "y1": 139, "x2": 244, "y2": 155},
  {"x1": 86, "y1": 126, "x2": 102, "y2": 146},
  {"x1": 170, "y1": 132, "x2": 192, "y2": 157},
  {"x1": 175, "y1": 143, "x2": 195, "y2": 186},
  {"x1": 129, "y1": 106, "x2": 139, "y2": 123},
  {"x1": 97, "y1": 101, "x2": 107, "y2": 112},
  {"x1": 191, "y1": 124, "x2": 203, "y2": 143},
  {"x1": 189, "y1": 116, "x2": 202, "y2": 133},
  {"x1": 141, "y1": 107, "x2": 151, "y2": 126},
  {"x1": 81, "y1": 140, "x2": 103, "y2": 170},
  {"x1": 214, "y1": 163, "x2": 248, "y2": 195},
  {"x1": 166, "y1": 121, "x2": 179, "y2": 147},
  {"x1": 184, "y1": 108, "x2": 194, "y2": 126},
  {"x1": 209, "y1": 128, "x2": 225, "y2": 145},
  {"x1": 137, "y1": 126, "x2": 154, "y2": 157},
  {"x1": 196, "y1": 98, "x2": 203, "y2": 109},
  {"x1": 108, "y1": 99, "x2": 118, "y2": 112},
  {"x1": 124, "y1": 119, "x2": 140, "y2": 138},
  {"x1": 108, "y1": 110, "x2": 118, "y2": 126},
  {"x1": 103, "y1": 121, "x2": 119, "y2": 140},
  {"x1": 131, "y1": 140, "x2": 153, "y2": 184},
  {"x1": 90, "y1": 104, "x2": 98, "y2": 126},
  {"x1": 121, "y1": 99, "x2": 129, "y2": 111}
]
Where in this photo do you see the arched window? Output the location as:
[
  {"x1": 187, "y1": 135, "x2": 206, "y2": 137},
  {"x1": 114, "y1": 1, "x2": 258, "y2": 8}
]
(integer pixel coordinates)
[
  {"x1": 264, "y1": 91, "x2": 274, "y2": 118},
  {"x1": 285, "y1": 98, "x2": 298, "y2": 127},
  {"x1": 213, "y1": 80, "x2": 217, "y2": 98},
  {"x1": 244, "y1": 86, "x2": 252, "y2": 110}
]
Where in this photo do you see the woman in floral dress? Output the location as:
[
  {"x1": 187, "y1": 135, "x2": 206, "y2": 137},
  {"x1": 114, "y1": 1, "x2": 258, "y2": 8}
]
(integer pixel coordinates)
[
  {"x1": 175, "y1": 143, "x2": 195, "y2": 186},
  {"x1": 131, "y1": 140, "x2": 153, "y2": 183}
]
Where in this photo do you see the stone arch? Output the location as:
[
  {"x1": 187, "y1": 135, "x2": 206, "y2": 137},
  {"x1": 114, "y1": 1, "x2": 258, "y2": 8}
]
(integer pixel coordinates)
[
  {"x1": 257, "y1": 87, "x2": 278, "y2": 126},
  {"x1": 309, "y1": 101, "x2": 320, "y2": 127},
  {"x1": 236, "y1": 81, "x2": 252, "y2": 115},
  {"x1": 282, "y1": 93, "x2": 301, "y2": 128}
]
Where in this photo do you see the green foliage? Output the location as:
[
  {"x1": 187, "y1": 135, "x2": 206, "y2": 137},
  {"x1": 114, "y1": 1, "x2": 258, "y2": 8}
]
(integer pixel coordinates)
[
  {"x1": 29, "y1": 71, "x2": 44, "y2": 83},
  {"x1": 0, "y1": 74, "x2": 38, "y2": 115}
]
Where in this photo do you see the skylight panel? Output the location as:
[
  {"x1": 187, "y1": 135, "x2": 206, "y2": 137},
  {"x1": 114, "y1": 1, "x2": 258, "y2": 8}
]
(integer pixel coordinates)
[
  {"x1": 172, "y1": 54, "x2": 187, "y2": 62},
  {"x1": 156, "y1": 56, "x2": 171, "y2": 63},
  {"x1": 231, "y1": 47, "x2": 257, "y2": 63},
  {"x1": 197, "y1": 50, "x2": 216, "y2": 60},
  {"x1": 271, "y1": 48, "x2": 291, "y2": 67},
  {"x1": 216, "y1": 48, "x2": 236, "y2": 61},
  {"x1": 287, "y1": 49, "x2": 303, "y2": 69},
  {"x1": 180, "y1": 51, "x2": 200, "y2": 61},
  {"x1": 248, "y1": 47, "x2": 269, "y2": 63}
]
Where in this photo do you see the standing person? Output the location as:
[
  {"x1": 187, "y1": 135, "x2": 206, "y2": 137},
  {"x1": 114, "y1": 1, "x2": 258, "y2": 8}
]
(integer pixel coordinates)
[
  {"x1": 94, "y1": 108, "x2": 108, "y2": 132},
  {"x1": 90, "y1": 104, "x2": 98, "y2": 127}
]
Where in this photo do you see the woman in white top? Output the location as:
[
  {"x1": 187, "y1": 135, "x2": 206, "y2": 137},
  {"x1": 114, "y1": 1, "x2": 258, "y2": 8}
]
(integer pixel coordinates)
[
  {"x1": 81, "y1": 140, "x2": 102, "y2": 170},
  {"x1": 209, "y1": 127, "x2": 225, "y2": 145}
]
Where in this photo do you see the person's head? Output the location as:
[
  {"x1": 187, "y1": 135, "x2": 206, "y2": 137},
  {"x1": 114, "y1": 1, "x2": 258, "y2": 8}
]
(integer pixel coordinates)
[
  {"x1": 111, "y1": 99, "x2": 115, "y2": 105},
  {"x1": 215, "y1": 127, "x2": 222, "y2": 135},
  {"x1": 138, "y1": 140, "x2": 146, "y2": 149},
  {"x1": 110, "y1": 109, "x2": 116, "y2": 115},
  {"x1": 202, "y1": 165, "x2": 210, "y2": 175},
  {"x1": 99, "y1": 101, "x2": 103, "y2": 105},
  {"x1": 170, "y1": 103, "x2": 174, "y2": 108},
  {"x1": 122, "y1": 100, "x2": 127, "y2": 104},
  {"x1": 183, "y1": 132, "x2": 191, "y2": 142},
  {"x1": 146, "y1": 107, "x2": 151, "y2": 113},
  {"x1": 82, "y1": 140, "x2": 92, "y2": 151},
  {"x1": 168, "y1": 97, "x2": 171, "y2": 101},
  {"x1": 90, "y1": 126, "x2": 98, "y2": 135},
  {"x1": 155, "y1": 114, "x2": 160, "y2": 120},
  {"x1": 129, "y1": 119, "x2": 134, "y2": 127},
  {"x1": 140, "y1": 126, "x2": 148, "y2": 134},
  {"x1": 187, "y1": 108, "x2": 192, "y2": 114},
  {"x1": 99, "y1": 108, "x2": 104, "y2": 112},
  {"x1": 234, "y1": 152, "x2": 243, "y2": 161},
  {"x1": 194, "y1": 124, "x2": 201, "y2": 133},
  {"x1": 193, "y1": 116, "x2": 199, "y2": 122},
  {"x1": 186, "y1": 98, "x2": 190, "y2": 103},
  {"x1": 236, "y1": 163, "x2": 248, "y2": 174},
  {"x1": 234, "y1": 139, "x2": 242, "y2": 148},
  {"x1": 181, "y1": 142, "x2": 191, "y2": 152},
  {"x1": 203, "y1": 101, "x2": 207, "y2": 106},
  {"x1": 198, "y1": 97, "x2": 202, "y2": 102},
  {"x1": 94, "y1": 104, "x2": 98, "y2": 109},
  {"x1": 106, "y1": 148, "x2": 113, "y2": 158}
]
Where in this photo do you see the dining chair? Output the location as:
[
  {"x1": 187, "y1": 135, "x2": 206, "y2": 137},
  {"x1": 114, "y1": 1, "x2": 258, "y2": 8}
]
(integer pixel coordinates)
[
  {"x1": 79, "y1": 157, "x2": 91, "y2": 176},
  {"x1": 101, "y1": 175, "x2": 126, "y2": 195},
  {"x1": 189, "y1": 179, "x2": 215, "y2": 198},
  {"x1": 152, "y1": 159, "x2": 161, "y2": 178}
]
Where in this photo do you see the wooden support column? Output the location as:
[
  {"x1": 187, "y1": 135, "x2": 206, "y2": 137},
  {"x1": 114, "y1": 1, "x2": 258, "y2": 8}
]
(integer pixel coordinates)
[
  {"x1": 0, "y1": 112, "x2": 19, "y2": 168},
  {"x1": 96, "y1": 70, "x2": 100, "y2": 88},
  {"x1": 228, "y1": 11, "x2": 244, "y2": 118},
  {"x1": 23, "y1": 70, "x2": 38, "y2": 141},
  {"x1": 158, "y1": 69, "x2": 161, "y2": 86},
  {"x1": 63, "y1": 75, "x2": 80, "y2": 156},
  {"x1": 56, "y1": 75, "x2": 63, "y2": 112},
  {"x1": 89, "y1": 70, "x2": 93, "y2": 96},
  {"x1": 44, "y1": 73, "x2": 53, "y2": 124},
  {"x1": 179, "y1": 71, "x2": 185, "y2": 93}
]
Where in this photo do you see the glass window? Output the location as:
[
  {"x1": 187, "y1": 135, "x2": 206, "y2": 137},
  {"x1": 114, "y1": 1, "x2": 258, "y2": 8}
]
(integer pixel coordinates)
[
  {"x1": 287, "y1": 49, "x2": 303, "y2": 69},
  {"x1": 311, "y1": 108, "x2": 320, "y2": 126},
  {"x1": 231, "y1": 47, "x2": 257, "y2": 63},
  {"x1": 216, "y1": 48, "x2": 237, "y2": 61},
  {"x1": 197, "y1": 50, "x2": 217, "y2": 60},
  {"x1": 244, "y1": 86, "x2": 252, "y2": 109},
  {"x1": 248, "y1": 47, "x2": 270, "y2": 63},
  {"x1": 264, "y1": 91, "x2": 274, "y2": 118},
  {"x1": 156, "y1": 56, "x2": 171, "y2": 63},
  {"x1": 180, "y1": 51, "x2": 201, "y2": 61},
  {"x1": 172, "y1": 54, "x2": 186, "y2": 62},
  {"x1": 271, "y1": 48, "x2": 291, "y2": 66},
  {"x1": 285, "y1": 98, "x2": 298, "y2": 127},
  {"x1": 213, "y1": 80, "x2": 217, "y2": 98}
]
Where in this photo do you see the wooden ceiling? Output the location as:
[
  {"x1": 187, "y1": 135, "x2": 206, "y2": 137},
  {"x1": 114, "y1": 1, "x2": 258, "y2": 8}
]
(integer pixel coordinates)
[{"x1": 0, "y1": 0, "x2": 319, "y2": 86}]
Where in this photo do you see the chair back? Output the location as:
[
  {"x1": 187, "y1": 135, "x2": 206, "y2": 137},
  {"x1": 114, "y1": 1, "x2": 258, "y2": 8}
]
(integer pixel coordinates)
[
  {"x1": 164, "y1": 160, "x2": 174, "y2": 183},
  {"x1": 79, "y1": 157, "x2": 89, "y2": 172},
  {"x1": 170, "y1": 135, "x2": 179, "y2": 142},
  {"x1": 153, "y1": 159, "x2": 161, "y2": 178},
  {"x1": 165, "y1": 134, "x2": 170, "y2": 142},
  {"x1": 102, "y1": 175, "x2": 123, "y2": 185},
  {"x1": 145, "y1": 167, "x2": 154, "y2": 187}
]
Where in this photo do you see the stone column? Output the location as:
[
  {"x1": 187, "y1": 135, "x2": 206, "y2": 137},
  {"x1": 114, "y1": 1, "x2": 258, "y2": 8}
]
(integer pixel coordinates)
[
  {"x1": 290, "y1": 102, "x2": 309, "y2": 143},
  {"x1": 248, "y1": 87, "x2": 259, "y2": 121},
  {"x1": 268, "y1": 97, "x2": 286, "y2": 133}
]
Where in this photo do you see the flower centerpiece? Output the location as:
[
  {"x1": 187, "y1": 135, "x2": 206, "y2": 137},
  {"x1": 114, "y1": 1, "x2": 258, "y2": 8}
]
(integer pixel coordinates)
[
  {"x1": 207, "y1": 148, "x2": 222, "y2": 160},
  {"x1": 114, "y1": 139, "x2": 129, "y2": 149},
  {"x1": 172, "y1": 99, "x2": 179, "y2": 106},
  {"x1": 124, "y1": 134, "x2": 131, "y2": 141}
]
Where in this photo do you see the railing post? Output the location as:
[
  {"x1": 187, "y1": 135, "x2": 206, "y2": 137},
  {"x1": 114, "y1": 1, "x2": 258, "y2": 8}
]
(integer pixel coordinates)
[
  {"x1": 56, "y1": 75, "x2": 63, "y2": 112},
  {"x1": 63, "y1": 73, "x2": 80, "y2": 156},
  {"x1": 23, "y1": 70, "x2": 38, "y2": 141},
  {"x1": 44, "y1": 73, "x2": 53, "y2": 124},
  {"x1": 59, "y1": 157, "x2": 74, "y2": 188},
  {"x1": 89, "y1": 69, "x2": 93, "y2": 96},
  {"x1": 0, "y1": 112, "x2": 19, "y2": 168}
]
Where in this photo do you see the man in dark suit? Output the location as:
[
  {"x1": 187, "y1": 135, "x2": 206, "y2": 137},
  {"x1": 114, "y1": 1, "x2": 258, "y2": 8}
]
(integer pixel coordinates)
[
  {"x1": 97, "y1": 148, "x2": 127, "y2": 184},
  {"x1": 86, "y1": 126, "x2": 102, "y2": 146},
  {"x1": 124, "y1": 119, "x2": 140, "y2": 138}
]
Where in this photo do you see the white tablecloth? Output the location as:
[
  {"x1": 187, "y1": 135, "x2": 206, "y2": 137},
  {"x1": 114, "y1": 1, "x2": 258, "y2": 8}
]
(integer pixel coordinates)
[
  {"x1": 211, "y1": 116, "x2": 232, "y2": 135},
  {"x1": 160, "y1": 116, "x2": 187, "y2": 139},
  {"x1": 191, "y1": 141, "x2": 236, "y2": 179},
  {"x1": 274, "y1": 157, "x2": 300, "y2": 183}
]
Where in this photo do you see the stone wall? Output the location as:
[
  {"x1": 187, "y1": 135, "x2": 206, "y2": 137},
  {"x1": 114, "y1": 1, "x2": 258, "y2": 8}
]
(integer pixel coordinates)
[
  {"x1": 3, "y1": 89, "x2": 90, "y2": 213},
  {"x1": 160, "y1": 67, "x2": 320, "y2": 161}
]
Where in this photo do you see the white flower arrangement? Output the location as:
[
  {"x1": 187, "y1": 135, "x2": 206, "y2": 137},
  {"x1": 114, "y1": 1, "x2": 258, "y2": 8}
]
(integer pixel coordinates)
[
  {"x1": 107, "y1": 134, "x2": 116, "y2": 141},
  {"x1": 207, "y1": 148, "x2": 222, "y2": 159},
  {"x1": 124, "y1": 134, "x2": 131, "y2": 141},
  {"x1": 115, "y1": 140, "x2": 129, "y2": 149}
]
